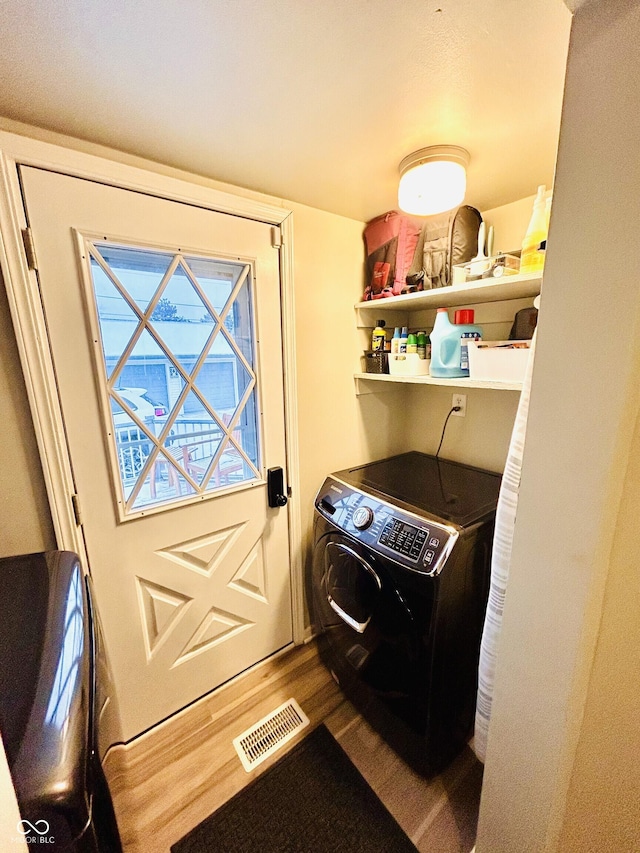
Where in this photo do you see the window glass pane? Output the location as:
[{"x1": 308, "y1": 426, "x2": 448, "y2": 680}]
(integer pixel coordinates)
[
  {"x1": 194, "y1": 334, "x2": 252, "y2": 422},
  {"x1": 91, "y1": 260, "x2": 140, "y2": 378},
  {"x1": 234, "y1": 388, "x2": 260, "y2": 468},
  {"x1": 110, "y1": 330, "x2": 172, "y2": 424},
  {"x1": 130, "y1": 451, "x2": 195, "y2": 509},
  {"x1": 155, "y1": 264, "x2": 215, "y2": 325},
  {"x1": 117, "y1": 365, "x2": 175, "y2": 417},
  {"x1": 87, "y1": 241, "x2": 262, "y2": 515},
  {"x1": 94, "y1": 245, "x2": 172, "y2": 313},
  {"x1": 164, "y1": 390, "x2": 224, "y2": 487},
  {"x1": 189, "y1": 361, "x2": 236, "y2": 416},
  {"x1": 184, "y1": 256, "x2": 245, "y2": 318},
  {"x1": 206, "y1": 452, "x2": 255, "y2": 492},
  {"x1": 113, "y1": 422, "x2": 155, "y2": 499},
  {"x1": 227, "y1": 278, "x2": 255, "y2": 365},
  {"x1": 149, "y1": 319, "x2": 213, "y2": 377}
]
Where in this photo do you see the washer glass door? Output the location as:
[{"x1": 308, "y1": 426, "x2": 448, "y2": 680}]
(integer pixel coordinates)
[
  {"x1": 324, "y1": 541, "x2": 381, "y2": 634},
  {"x1": 314, "y1": 530, "x2": 431, "y2": 704}
]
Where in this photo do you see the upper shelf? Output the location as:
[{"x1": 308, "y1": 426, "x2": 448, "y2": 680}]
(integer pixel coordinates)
[
  {"x1": 355, "y1": 272, "x2": 542, "y2": 313},
  {"x1": 354, "y1": 372, "x2": 523, "y2": 394}
]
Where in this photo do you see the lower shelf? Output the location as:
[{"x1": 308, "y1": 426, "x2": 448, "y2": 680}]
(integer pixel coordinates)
[{"x1": 354, "y1": 372, "x2": 523, "y2": 395}]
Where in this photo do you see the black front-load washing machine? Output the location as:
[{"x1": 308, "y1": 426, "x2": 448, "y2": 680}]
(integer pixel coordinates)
[{"x1": 312, "y1": 451, "x2": 501, "y2": 775}]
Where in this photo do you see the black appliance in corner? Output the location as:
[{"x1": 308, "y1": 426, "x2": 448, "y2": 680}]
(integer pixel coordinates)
[
  {"x1": 312, "y1": 452, "x2": 500, "y2": 776},
  {"x1": 0, "y1": 550, "x2": 122, "y2": 852}
]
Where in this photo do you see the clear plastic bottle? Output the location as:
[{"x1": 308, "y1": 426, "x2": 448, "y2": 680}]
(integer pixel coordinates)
[{"x1": 520, "y1": 185, "x2": 548, "y2": 275}]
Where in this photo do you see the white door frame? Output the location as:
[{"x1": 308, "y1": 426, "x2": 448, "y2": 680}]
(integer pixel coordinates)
[{"x1": 0, "y1": 130, "x2": 305, "y2": 643}]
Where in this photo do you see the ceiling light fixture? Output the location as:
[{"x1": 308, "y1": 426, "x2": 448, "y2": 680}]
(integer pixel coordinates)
[{"x1": 398, "y1": 145, "x2": 470, "y2": 216}]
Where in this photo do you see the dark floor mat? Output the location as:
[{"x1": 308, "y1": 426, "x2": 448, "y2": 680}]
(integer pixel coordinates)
[{"x1": 171, "y1": 723, "x2": 418, "y2": 853}]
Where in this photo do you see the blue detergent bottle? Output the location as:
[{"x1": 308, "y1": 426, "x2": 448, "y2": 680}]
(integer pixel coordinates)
[{"x1": 430, "y1": 308, "x2": 482, "y2": 378}]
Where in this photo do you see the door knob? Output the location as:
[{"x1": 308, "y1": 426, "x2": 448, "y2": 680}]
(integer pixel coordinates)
[{"x1": 267, "y1": 467, "x2": 288, "y2": 508}]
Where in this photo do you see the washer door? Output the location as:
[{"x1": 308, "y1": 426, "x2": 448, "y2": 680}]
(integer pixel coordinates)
[
  {"x1": 324, "y1": 541, "x2": 382, "y2": 634},
  {"x1": 313, "y1": 530, "x2": 427, "y2": 696}
]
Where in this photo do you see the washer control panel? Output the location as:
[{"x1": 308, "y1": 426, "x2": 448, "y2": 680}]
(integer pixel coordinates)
[
  {"x1": 352, "y1": 506, "x2": 374, "y2": 530},
  {"x1": 379, "y1": 518, "x2": 428, "y2": 560},
  {"x1": 315, "y1": 477, "x2": 457, "y2": 574}
]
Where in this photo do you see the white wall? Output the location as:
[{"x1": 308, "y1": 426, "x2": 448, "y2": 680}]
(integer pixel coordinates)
[
  {"x1": 402, "y1": 194, "x2": 537, "y2": 475},
  {"x1": 289, "y1": 201, "x2": 408, "y2": 621},
  {"x1": 558, "y1": 396, "x2": 640, "y2": 851},
  {"x1": 477, "y1": 1, "x2": 640, "y2": 849},
  {"x1": 484, "y1": 192, "x2": 541, "y2": 256},
  {"x1": 0, "y1": 272, "x2": 54, "y2": 555},
  {"x1": 404, "y1": 383, "x2": 519, "y2": 473}
]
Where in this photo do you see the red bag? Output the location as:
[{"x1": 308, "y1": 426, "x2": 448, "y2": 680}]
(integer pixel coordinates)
[{"x1": 363, "y1": 211, "x2": 423, "y2": 300}]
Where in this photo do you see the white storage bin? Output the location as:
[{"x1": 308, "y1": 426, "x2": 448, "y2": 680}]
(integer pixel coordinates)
[
  {"x1": 467, "y1": 340, "x2": 531, "y2": 383},
  {"x1": 388, "y1": 353, "x2": 430, "y2": 376}
]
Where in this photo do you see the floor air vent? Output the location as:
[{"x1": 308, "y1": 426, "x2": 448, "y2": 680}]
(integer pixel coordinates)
[{"x1": 233, "y1": 698, "x2": 310, "y2": 772}]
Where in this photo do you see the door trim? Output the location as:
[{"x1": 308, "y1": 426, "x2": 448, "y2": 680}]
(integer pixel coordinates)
[{"x1": 0, "y1": 130, "x2": 304, "y2": 643}]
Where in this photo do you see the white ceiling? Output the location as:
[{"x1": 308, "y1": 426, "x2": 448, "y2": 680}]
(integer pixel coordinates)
[{"x1": 0, "y1": 1, "x2": 572, "y2": 222}]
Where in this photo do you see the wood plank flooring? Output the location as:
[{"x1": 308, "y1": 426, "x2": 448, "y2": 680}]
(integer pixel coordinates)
[{"x1": 104, "y1": 641, "x2": 482, "y2": 853}]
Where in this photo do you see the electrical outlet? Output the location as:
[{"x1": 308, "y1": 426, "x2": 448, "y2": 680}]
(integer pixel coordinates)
[{"x1": 452, "y1": 393, "x2": 467, "y2": 417}]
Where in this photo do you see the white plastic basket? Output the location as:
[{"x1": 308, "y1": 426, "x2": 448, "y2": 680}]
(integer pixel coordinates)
[
  {"x1": 388, "y1": 353, "x2": 430, "y2": 376},
  {"x1": 467, "y1": 340, "x2": 531, "y2": 383}
]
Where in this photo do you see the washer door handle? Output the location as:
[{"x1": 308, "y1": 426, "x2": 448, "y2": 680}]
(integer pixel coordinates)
[
  {"x1": 326, "y1": 543, "x2": 381, "y2": 634},
  {"x1": 327, "y1": 596, "x2": 370, "y2": 634}
]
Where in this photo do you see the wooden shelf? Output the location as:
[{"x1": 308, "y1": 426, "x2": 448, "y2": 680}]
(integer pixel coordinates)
[
  {"x1": 355, "y1": 272, "x2": 541, "y2": 315},
  {"x1": 354, "y1": 372, "x2": 523, "y2": 395}
]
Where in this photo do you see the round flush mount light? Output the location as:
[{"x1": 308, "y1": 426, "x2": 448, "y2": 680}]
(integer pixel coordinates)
[{"x1": 398, "y1": 145, "x2": 470, "y2": 216}]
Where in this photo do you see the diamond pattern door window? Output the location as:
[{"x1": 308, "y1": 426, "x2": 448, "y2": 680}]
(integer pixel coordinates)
[{"x1": 86, "y1": 242, "x2": 262, "y2": 516}]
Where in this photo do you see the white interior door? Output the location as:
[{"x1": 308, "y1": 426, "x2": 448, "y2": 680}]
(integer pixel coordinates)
[{"x1": 20, "y1": 166, "x2": 293, "y2": 741}]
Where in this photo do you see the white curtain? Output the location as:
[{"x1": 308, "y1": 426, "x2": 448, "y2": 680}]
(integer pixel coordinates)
[{"x1": 474, "y1": 329, "x2": 537, "y2": 763}]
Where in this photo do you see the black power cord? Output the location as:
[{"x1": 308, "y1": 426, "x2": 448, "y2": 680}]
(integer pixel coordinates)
[
  {"x1": 435, "y1": 405, "x2": 461, "y2": 459},
  {"x1": 435, "y1": 404, "x2": 462, "y2": 506}
]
